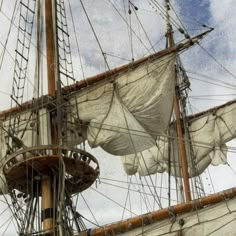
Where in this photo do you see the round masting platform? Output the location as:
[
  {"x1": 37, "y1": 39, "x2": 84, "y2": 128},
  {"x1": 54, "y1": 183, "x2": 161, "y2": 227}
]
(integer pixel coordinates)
[{"x1": 3, "y1": 145, "x2": 100, "y2": 195}]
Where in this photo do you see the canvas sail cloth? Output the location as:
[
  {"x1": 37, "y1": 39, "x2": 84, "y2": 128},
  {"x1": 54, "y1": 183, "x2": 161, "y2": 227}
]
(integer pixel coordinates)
[
  {"x1": 0, "y1": 53, "x2": 176, "y2": 193},
  {"x1": 0, "y1": 109, "x2": 50, "y2": 194},
  {"x1": 121, "y1": 101, "x2": 236, "y2": 177},
  {"x1": 68, "y1": 53, "x2": 176, "y2": 155}
]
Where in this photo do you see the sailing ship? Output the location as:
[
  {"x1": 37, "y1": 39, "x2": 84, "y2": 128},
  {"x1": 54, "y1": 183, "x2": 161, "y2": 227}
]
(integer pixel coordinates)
[{"x1": 0, "y1": 0, "x2": 235, "y2": 235}]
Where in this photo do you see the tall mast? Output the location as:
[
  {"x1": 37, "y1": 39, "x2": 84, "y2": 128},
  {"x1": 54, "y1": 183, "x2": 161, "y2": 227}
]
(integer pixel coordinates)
[
  {"x1": 43, "y1": 0, "x2": 57, "y2": 233},
  {"x1": 46, "y1": 0, "x2": 56, "y2": 97},
  {"x1": 165, "y1": 0, "x2": 192, "y2": 201}
]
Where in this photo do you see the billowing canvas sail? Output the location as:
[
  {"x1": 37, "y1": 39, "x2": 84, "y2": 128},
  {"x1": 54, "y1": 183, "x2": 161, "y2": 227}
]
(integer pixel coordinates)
[
  {"x1": 0, "y1": 32, "x2": 213, "y2": 195},
  {"x1": 68, "y1": 53, "x2": 176, "y2": 155},
  {"x1": 0, "y1": 52, "x2": 176, "y2": 193},
  {"x1": 121, "y1": 100, "x2": 236, "y2": 177}
]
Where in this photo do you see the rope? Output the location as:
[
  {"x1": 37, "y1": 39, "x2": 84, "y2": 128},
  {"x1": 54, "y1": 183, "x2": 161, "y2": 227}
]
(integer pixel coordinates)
[
  {"x1": 80, "y1": 193, "x2": 100, "y2": 226},
  {"x1": 3, "y1": 102, "x2": 236, "y2": 156},
  {"x1": 91, "y1": 187, "x2": 138, "y2": 216},
  {"x1": 107, "y1": 0, "x2": 153, "y2": 55},
  {"x1": 0, "y1": 0, "x2": 19, "y2": 71},
  {"x1": 130, "y1": 3, "x2": 155, "y2": 54},
  {"x1": 79, "y1": 0, "x2": 110, "y2": 70},
  {"x1": 56, "y1": 0, "x2": 75, "y2": 85},
  {"x1": 198, "y1": 43, "x2": 236, "y2": 80},
  {"x1": 68, "y1": 0, "x2": 85, "y2": 80},
  {"x1": 121, "y1": 176, "x2": 133, "y2": 220}
]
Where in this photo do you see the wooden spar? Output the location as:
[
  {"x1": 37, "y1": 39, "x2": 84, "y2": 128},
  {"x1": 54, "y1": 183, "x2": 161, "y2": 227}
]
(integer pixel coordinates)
[
  {"x1": 188, "y1": 99, "x2": 236, "y2": 120},
  {"x1": 165, "y1": 0, "x2": 191, "y2": 201},
  {"x1": 42, "y1": 0, "x2": 56, "y2": 233},
  {"x1": 0, "y1": 29, "x2": 212, "y2": 120},
  {"x1": 78, "y1": 188, "x2": 236, "y2": 236},
  {"x1": 173, "y1": 94, "x2": 192, "y2": 200},
  {"x1": 63, "y1": 29, "x2": 211, "y2": 93},
  {"x1": 46, "y1": 0, "x2": 56, "y2": 97}
]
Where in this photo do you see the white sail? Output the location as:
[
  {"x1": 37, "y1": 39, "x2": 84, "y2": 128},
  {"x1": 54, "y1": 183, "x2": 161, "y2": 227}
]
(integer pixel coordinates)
[
  {"x1": 0, "y1": 111, "x2": 35, "y2": 194},
  {"x1": 68, "y1": 53, "x2": 176, "y2": 155},
  {"x1": 121, "y1": 100, "x2": 236, "y2": 177},
  {"x1": 0, "y1": 108, "x2": 51, "y2": 194},
  {"x1": 0, "y1": 51, "x2": 176, "y2": 193}
]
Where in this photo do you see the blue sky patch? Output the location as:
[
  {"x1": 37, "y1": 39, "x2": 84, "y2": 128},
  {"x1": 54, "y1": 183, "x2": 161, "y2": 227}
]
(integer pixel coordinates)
[{"x1": 177, "y1": 0, "x2": 211, "y2": 27}]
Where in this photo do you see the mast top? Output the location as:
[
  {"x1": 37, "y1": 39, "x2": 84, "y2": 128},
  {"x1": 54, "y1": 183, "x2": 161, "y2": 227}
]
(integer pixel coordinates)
[{"x1": 165, "y1": 0, "x2": 172, "y2": 35}]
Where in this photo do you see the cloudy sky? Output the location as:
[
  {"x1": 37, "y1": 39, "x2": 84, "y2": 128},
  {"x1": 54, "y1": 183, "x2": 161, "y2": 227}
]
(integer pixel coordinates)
[{"x1": 0, "y1": 0, "x2": 236, "y2": 234}]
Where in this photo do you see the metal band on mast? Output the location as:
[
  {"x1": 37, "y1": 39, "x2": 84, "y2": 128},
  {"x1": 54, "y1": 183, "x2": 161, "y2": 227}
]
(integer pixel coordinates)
[{"x1": 165, "y1": 0, "x2": 192, "y2": 202}]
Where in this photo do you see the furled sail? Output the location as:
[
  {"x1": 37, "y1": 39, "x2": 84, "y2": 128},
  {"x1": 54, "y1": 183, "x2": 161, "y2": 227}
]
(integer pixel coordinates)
[
  {"x1": 68, "y1": 53, "x2": 176, "y2": 155},
  {"x1": 121, "y1": 100, "x2": 236, "y2": 177}
]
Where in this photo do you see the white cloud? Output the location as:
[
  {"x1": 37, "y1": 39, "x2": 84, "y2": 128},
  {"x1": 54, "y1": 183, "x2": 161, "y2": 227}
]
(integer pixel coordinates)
[{"x1": 209, "y1": 0, "x2": 236, "y2": 65}]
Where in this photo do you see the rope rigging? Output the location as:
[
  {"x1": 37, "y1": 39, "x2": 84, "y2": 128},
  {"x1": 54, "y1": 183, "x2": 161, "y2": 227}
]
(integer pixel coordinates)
[
  {"x1": 0, "y1": 1, "x2": 236, "y2": 235},
  {"x1": 107, "y1": 0, "x2": 156, "y2": 55},
  {"x1": 56, "y1": 0, "x2": 75, "y2": 85},
  {"x1": 68, "y1": 0, "x2": 85, "y2": 80},
  {"x1": 11, "y1": 0, "x2": 36, "y2": 107},
  {"x1": 3, "y1": 96, "x2": 236, "y2": 158},
  {"x1": 79, "y1": 0, "x2": 110, "y2": 71},
  {"x1": 0, "y1": 0, "x2": 19, "y2": 72}
]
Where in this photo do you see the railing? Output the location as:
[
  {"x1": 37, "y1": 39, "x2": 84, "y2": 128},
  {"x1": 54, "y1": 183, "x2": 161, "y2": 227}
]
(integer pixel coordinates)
[{"x1": 3, "y1": 145, "x2": 100, "y2": 194}]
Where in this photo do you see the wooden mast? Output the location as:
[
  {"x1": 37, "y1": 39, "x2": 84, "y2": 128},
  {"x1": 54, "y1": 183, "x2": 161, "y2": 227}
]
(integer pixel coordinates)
[
  {"x1": 165, "y1": 0, "x2": 191, "y2": 201},
  {"x1": 42, "y1": 0, "x2": 57, "y2": 233},
  {"x1": 46, "y1": 0, "x2": 56, "y2": 97}
]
